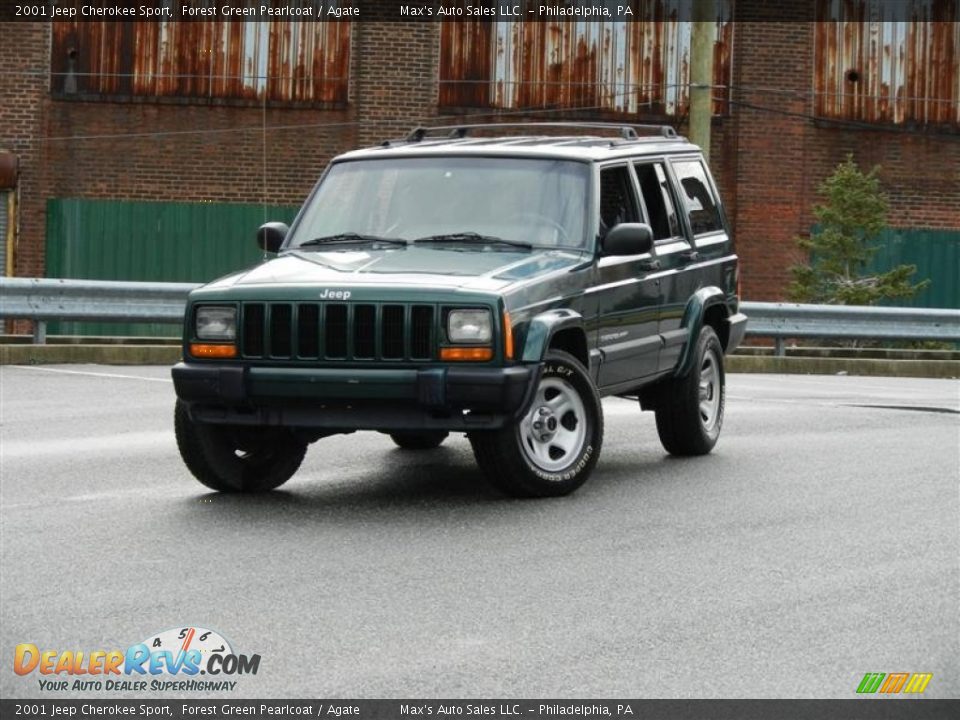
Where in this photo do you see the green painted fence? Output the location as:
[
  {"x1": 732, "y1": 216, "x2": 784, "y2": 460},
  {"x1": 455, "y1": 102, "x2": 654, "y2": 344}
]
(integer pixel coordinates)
[
  {"x1": 867, "y1": 228, "x2": 960, "y2": 310},
  {"x1": 802, "y1": 226, "x2": 960, "y2": 310},
  {"x1": 45, "y1": 198, "x2": 300, "y2": 336}
]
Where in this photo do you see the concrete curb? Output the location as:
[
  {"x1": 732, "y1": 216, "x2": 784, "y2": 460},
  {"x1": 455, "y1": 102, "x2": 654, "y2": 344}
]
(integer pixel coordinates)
[
  {"x1": 726, "y1": 355, "x2": 960, "y2": 379},
  {"x1": 0, "y1": 344, "x2": 181, "y2": 366},
  {"x1": 2, "y1": 344, "x2": 958, "y2": 378}
]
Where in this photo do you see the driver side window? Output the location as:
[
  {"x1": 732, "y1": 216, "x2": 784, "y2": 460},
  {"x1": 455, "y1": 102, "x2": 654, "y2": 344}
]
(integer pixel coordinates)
[
  {"x1": 633, "y1": 161, "x2": 681, "y2": 242},
  {"x1": 598, "y1": 165, "x2": 639, "y2": 237}
]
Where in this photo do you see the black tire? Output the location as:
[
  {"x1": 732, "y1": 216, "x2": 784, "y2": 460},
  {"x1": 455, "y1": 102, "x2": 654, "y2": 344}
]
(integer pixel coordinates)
[
  {"x1": 654, "y1": 326, "x2": 725, "y2": 456},
  {"x1": 470, "y1": 350, "x2": 603, "y2": 498},
  {"x1": 389, "y1": 431, "x2": 449, "y2": 450},
  {"x1": 174, "y1": 400, "x2": 307, "y2": 492}
]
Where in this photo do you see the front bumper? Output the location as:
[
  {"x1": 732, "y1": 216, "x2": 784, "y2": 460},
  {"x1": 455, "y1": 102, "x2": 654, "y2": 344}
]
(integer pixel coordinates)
[
  {"x1": 172, "y1": 362, "x2": 538, "y2": 431},
  {"x1": 724, "y1": 312, "x2": 748, "y2": 353}
]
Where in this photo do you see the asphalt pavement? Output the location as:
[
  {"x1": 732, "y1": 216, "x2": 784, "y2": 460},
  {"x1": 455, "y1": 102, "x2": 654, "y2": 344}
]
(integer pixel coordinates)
[{"x1": 1, "y1": 364, "x2": 958, "y2": 699}]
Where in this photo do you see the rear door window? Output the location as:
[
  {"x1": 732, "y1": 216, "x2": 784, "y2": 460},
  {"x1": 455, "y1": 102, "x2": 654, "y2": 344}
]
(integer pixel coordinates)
[{"x1": 671, "y1": 160, "x2": 724, "y2": 237}]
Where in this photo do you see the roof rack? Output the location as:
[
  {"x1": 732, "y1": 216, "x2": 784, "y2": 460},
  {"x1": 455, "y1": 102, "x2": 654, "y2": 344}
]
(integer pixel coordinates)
[{"x1": 403, "y1": 122, "x2": 678, "y2": 143}]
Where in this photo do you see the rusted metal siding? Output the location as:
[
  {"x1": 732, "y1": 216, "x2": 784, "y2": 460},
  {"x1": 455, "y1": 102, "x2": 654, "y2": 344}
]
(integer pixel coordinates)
[
  {"x1": 815, "y1": 0, "x2": 960, "y2": 125},
  {"x1": 51, "y1": 18, "x2": 350, "y2": 103},
  {"x1": 439, "y1": 1, "x2": 732, "y2": 116},
  {"x1": 439, "y1": 21, "x2": 494, "y2": 107}
]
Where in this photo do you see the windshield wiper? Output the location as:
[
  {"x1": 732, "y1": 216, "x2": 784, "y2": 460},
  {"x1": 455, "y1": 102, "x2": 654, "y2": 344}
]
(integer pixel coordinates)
[
  {"x1": 414, "y1": 232, "x2": 532, "y2": 250},
  {"x1": 298, "y1": 233, "x2": 408, "y2": 248}
]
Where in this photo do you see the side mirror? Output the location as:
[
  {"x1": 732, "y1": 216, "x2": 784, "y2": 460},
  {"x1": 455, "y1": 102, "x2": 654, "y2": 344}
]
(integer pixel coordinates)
[
  {"x1": 602, "y1": 223, "x2": 654, "y2": 257},
  {"x1": 257, "y1": 222, "x2": 289, "y2": 253}
]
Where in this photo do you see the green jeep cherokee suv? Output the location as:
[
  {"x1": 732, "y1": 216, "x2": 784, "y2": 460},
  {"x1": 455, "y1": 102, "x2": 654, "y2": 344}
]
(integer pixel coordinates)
[{"x1": 172, "y1": 123, "x2": 747, "y2": 497}]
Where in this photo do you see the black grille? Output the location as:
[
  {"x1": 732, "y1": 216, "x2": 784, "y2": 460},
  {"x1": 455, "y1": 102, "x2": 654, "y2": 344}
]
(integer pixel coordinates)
[
  {"x1": 269, "y1": 304, "x2": 292, "y2": 357},
  {"x1": 382, "y1": 305, "x2": 405, "y2": 359},
  {"x1": 241, "y1": 302, "x2": 435, "y2": 362},
  {"x1": 411, "y1": 305, "x2": 434, "y2": 360},
  {"x1": 325, "y1": 304, "x2": 348, "y2": 358},
  {"x1": 297, "y1": 304, "x2": 320, "y2": 358},
  {"x1": 353, "y1": 305, "x2": 376, "y2": 358},
  {"x1": 242, "y1": 303, "x2": 265, "y2": 357}
]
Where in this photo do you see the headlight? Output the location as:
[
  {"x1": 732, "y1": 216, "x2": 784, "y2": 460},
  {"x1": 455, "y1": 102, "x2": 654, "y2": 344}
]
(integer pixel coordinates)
[
  {"x1": 195, "y1": 306, "x2": 237, "y2": 341},
  {"x1": 447, "y1": 309, "x2": 492, "y2": 343}
]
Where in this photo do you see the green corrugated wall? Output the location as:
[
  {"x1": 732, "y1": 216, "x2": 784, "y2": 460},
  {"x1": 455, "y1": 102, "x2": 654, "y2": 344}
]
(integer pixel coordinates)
[
  {"x1": 867, "y1": 228, "x2": 960, "y2": 310},
  {"x1": 46, "y1": 198, "x2": 300, "y2": 336}
]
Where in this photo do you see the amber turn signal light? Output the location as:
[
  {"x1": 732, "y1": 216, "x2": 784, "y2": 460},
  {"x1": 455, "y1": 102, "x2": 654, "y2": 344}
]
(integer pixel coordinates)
[
  {"x1": 503, "y1": 311, "x2": 514, "y2": 360},
  {"x1": 440, "y1": 346, "x2": 493, "y2": 362},
  {"x1": 190, "y1": 343, "x2": 237, "y2": 359}
]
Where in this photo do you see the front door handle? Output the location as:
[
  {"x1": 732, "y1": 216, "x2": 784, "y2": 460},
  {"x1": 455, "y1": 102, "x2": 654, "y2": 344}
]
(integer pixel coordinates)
[{"x1": 678, "y1": 249, "x2": 700, "y2": 263}]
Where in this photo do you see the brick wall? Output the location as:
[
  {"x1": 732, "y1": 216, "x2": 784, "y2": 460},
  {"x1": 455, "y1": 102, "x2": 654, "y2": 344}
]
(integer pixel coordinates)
[
  {"x1": 731, "y1": 20, "x2": 816, "y2": 301},
  {"x1": 43, "y1": 104, "x2": 353, "y2": 206},
  {"x1": 732, "y1": 4, "x2": 960, "y2": 300},
  {"x1": 353, "y1": 20, "x2": 440, "y2": 145},
  {"x1": 0, "y1": 22, "x2": 48, "y2": 280}
]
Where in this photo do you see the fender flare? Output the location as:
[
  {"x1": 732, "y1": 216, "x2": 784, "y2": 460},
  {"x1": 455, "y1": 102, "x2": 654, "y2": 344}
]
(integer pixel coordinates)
[
  {"x1": 520, "y1": 308, "x2": 587, "y2": 363},
  {"x1": 674, "y1": 286, "x2": 729, "y2": 378}
]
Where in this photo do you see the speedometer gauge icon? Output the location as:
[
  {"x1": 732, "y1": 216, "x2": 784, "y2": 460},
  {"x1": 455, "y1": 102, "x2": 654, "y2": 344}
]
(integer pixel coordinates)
[{"x1": 141, "y1": 626, "x2": 233, "y2": 667}]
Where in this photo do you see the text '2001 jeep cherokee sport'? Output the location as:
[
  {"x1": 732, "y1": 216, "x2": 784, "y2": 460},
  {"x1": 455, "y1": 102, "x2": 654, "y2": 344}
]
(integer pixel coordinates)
[{"x1": 172, "y1": 123, "x2": 747, "y2": 498}]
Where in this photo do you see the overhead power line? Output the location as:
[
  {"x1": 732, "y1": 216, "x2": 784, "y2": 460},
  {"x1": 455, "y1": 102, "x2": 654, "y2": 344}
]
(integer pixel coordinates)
[
  {"x1": 5, "y1": 67, "x2": 959, "y2": 107},
  {"x1": 0, "y1": 79, "x2": 951, "y2": 144}
]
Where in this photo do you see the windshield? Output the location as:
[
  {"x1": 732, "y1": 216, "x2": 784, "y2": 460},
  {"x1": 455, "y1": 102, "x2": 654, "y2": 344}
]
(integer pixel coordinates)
[{"x1": 288, "y1": 156, "x2": 591, "y2": 251}]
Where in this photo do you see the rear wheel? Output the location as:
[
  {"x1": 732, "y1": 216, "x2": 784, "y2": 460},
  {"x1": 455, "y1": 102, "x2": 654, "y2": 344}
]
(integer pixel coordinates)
[
  {"x1": 654, "y1": 326, "x2": 725, "y2": 456},
  {"x1": 389, "y1": 431, "x2": 448, "y2": 450},
  {"x1": 470, "y1": 350, "x2": 603, "y2": 498},
  {"x1": 174, "y1": 400, "x2": 307, "y2": 492}
]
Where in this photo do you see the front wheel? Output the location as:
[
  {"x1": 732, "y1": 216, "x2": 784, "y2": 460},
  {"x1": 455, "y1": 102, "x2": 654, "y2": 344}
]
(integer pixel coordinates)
[
  {"x1": 654, "y1": 326, "x2": 725, "y2": 456},
  {"x1": 470, "y1": 350, "x2": 603, "y2": 498},
  {"x1": 174, "y1": 400, "x2": 307, "y2": 492}
]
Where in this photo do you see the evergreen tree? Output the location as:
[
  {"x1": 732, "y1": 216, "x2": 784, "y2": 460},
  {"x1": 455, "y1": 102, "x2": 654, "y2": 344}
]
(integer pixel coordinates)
[{"x1": 788, "y1": 155, "x2": 929, "y2": 305}]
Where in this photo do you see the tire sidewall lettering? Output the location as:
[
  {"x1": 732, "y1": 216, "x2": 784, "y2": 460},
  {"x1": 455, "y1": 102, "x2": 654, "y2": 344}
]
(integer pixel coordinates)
[
  {"x1": 543, "y1": 364, "x2": 574, "y2": 379},
  {"x1": 527, "y1": 444, "x2": 594, "y2": 482}
]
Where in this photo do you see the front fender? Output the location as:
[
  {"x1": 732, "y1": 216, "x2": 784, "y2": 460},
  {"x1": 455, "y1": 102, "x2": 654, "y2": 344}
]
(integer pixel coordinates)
[
  {"x1": 674, "y1": 287, "x2": 728, "y2": 378},
  {"x1": 520, "y1": 308, "x2": 585, "y2": 363}
]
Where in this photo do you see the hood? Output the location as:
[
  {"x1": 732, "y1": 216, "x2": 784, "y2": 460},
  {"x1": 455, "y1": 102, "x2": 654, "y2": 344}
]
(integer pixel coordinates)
[{"x1": 205, "y1": 245, "x2": 590, "y2": 293}]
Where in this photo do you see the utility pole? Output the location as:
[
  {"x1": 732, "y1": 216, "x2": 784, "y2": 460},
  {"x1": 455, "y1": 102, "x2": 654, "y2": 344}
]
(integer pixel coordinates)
[{"x1": 689, "y1": 0, "x2": 716, "y2": 159}]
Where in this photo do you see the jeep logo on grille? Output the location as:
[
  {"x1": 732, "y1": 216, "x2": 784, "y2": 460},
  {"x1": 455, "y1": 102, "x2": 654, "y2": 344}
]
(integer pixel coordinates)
[{"x1": 319, "y1": 289, "x2": 352, "y2": 300}]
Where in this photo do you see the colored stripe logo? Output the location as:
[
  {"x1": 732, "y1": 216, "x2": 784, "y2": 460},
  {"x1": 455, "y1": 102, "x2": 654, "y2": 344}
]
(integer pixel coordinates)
[{"x1": 857, "y1": 672, "x2": 932, "y2": 694}]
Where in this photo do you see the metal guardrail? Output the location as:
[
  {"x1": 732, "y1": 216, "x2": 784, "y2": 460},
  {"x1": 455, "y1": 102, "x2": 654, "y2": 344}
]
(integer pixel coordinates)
[
  {"x1": 0, "y1": 277, "x2": 199, "y2": 343},
  {"x1": 743, "y1": 301, "x2": 960, "y2": 355},
  {"x1": 1, "y1": 278, "x2": 959, "y2": 352}
]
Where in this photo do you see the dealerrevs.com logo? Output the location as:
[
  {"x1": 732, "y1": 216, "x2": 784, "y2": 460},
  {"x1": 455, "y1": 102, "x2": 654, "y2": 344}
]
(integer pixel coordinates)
[{"x1": 14, "y1": 627, "x2": 260, "y2": 692}]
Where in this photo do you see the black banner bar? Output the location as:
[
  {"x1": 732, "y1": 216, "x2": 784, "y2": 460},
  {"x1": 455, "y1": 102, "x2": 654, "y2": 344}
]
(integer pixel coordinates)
[
  {"x1": 2, "y1": 699, "x2": 960, "y2": 720},
  {"x1": 0, "y1": 0, "x2": 924, "y2": 24}
]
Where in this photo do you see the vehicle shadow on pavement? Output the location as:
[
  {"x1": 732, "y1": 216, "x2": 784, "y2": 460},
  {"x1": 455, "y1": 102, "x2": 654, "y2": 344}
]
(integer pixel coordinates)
[
  {"x1": 175, "y1": 446, "x2": 512, "y2": 519},
  {"x1": 170, "y1": 432, "x2": 735, "y2": 527}
]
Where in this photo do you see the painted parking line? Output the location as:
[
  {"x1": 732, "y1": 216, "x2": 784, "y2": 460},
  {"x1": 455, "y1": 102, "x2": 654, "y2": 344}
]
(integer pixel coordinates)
[{"x1": 7, "y1": 365, "x2": 172, "y2": 383}]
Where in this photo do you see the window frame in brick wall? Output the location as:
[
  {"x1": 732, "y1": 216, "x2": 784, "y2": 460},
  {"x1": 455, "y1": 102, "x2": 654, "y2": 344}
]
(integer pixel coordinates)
[
  {"x1": 50, "y1": 19, "x2": 350, "y2": 108},
  {"x1": 438, "y1": 2, "x2": 733, "y2": 119},
  {"x1": 813, "y1": 0, "x2": 960, "y2": 128}
]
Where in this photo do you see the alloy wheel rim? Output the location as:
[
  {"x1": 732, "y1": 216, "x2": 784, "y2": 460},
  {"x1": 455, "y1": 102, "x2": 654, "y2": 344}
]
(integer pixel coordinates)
[
  {"x1": 698, "y1": 350, "x2": 721, "y2": 432},
  {"x1": 519, "y1": 376, "x2": 588, "y2": 473}
]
